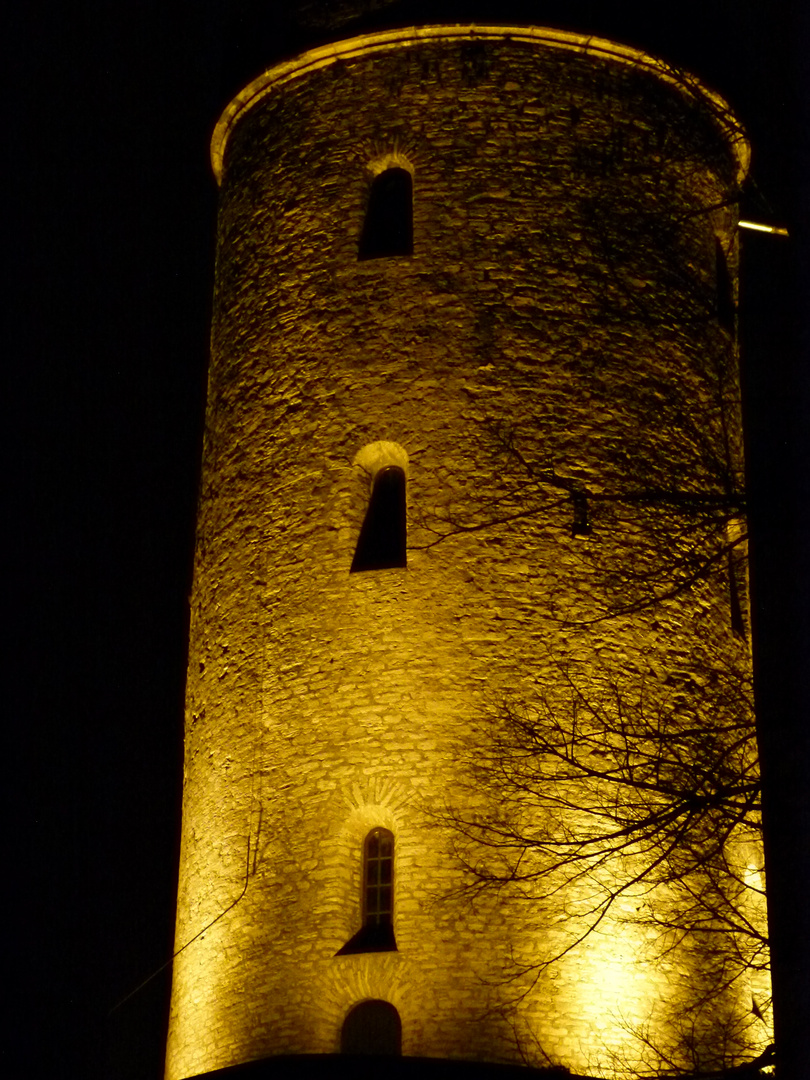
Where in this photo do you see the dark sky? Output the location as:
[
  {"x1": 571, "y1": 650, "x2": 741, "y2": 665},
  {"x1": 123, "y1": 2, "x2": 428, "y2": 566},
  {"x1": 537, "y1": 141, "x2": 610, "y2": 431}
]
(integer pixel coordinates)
[{"x1": 8, "y1": 3, "x2": 808, "y2": 1079}]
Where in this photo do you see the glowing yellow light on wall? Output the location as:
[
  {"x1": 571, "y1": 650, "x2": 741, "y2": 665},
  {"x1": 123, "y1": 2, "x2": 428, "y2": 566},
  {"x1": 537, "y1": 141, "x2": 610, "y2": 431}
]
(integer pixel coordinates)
[{"x1": 738, "y1": 219, "x2": 789, "y2": 235}]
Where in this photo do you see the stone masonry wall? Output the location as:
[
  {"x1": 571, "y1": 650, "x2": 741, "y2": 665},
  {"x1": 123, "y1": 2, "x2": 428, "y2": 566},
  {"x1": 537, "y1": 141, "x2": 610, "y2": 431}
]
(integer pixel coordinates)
[{"x1": 165, "y1": 28, "x2": 763, "y2": 1080}]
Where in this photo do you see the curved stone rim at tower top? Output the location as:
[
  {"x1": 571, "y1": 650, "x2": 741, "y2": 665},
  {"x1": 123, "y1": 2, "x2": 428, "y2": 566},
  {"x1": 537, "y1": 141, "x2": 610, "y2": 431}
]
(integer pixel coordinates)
[{"x1": 210, "y1": 23, "x2": 751, "y2": 186}]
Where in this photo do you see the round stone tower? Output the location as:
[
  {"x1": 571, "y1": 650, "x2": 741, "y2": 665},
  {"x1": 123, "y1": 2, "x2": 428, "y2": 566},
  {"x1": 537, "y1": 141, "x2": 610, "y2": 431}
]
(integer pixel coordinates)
[{"x1": 166, "y1": 25, "x2": 765, "y2": 1080}]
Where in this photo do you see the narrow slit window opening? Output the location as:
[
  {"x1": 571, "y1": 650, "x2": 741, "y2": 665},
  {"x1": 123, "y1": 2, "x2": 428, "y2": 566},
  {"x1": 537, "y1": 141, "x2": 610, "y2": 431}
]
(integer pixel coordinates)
[{"x1": 729, "y1": 550, "x2": 746, "y2": 639}]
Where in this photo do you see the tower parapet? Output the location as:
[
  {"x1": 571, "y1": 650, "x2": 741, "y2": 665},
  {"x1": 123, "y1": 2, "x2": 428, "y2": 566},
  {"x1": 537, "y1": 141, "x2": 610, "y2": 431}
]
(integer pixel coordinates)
[{"x1": 166, "y1": 26, "x2": 766, "y2": 1080}]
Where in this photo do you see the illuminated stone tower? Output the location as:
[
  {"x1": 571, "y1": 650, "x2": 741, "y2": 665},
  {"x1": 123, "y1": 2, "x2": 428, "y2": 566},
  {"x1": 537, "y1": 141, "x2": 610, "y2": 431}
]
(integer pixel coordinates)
[{"x1": 166, "y1": 24, "x2": 767, "y2": 1080}]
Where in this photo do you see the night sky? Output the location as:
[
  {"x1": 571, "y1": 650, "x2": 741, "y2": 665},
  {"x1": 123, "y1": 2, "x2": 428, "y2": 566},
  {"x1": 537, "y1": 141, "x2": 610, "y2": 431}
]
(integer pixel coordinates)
[{"x1": 8, "y1": 3, "x2": 808, "y2": 1078}]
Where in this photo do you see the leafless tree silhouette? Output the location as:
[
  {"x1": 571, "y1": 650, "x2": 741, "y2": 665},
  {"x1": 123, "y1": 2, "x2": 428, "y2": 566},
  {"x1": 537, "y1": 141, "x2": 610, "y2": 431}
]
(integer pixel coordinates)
[
  {"x1": 439, "y1": 650, "x2": 769, "y2": 1074},
  {"x1": 417, "y1": 87, "x2": 769, "y2": 1074}
]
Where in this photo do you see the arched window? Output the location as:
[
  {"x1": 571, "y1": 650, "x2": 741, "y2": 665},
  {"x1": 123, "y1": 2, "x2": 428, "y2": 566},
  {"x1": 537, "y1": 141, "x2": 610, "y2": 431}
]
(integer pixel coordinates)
[
  {"x1": 363, "y1": 827, "x2": 394, "y2": 927},
  {"x1": 341, "y1": 1000, "x2": 402, "y2": 1056},
  {"x1": 351, "y1": 467, "x2": 407, "y2": 572},
  {"x1": 358, "y1": 168, "x2": 413, "y2": 259},
  {"x1": 336, "y1": 828, "x2": 397, "y2": 955}
]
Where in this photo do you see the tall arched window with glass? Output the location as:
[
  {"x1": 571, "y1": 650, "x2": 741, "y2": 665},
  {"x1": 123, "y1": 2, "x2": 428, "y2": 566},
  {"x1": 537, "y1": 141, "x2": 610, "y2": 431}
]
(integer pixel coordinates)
[
  {"x1": 336, "y1": 827, "x2": 396, "y2": 954},
  {"x1": 364, "y1": 828, "x2": 394, "y2": 927}
]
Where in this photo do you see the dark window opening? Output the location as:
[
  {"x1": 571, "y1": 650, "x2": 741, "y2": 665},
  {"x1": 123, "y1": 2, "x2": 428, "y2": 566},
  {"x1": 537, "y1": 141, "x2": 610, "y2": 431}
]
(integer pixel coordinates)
[
  {"x1": 571, "y1": 492, "x2": 592, "y2": 537},
  {"x1": 336, "y1": 828, "x2": 397, "y2": 955},
  {"x1": 715, "y1": 238, "x2": 735, "y2": 331},
  {"x1": 341, "y1": 1000, "x2": 402, "y2": 1056},
  {"x1": 351, "y1": 467, "x2": 407, "y2": 572},
  {"x1": 358, "y1": 168, "x2": 413, "y2": 260}
]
